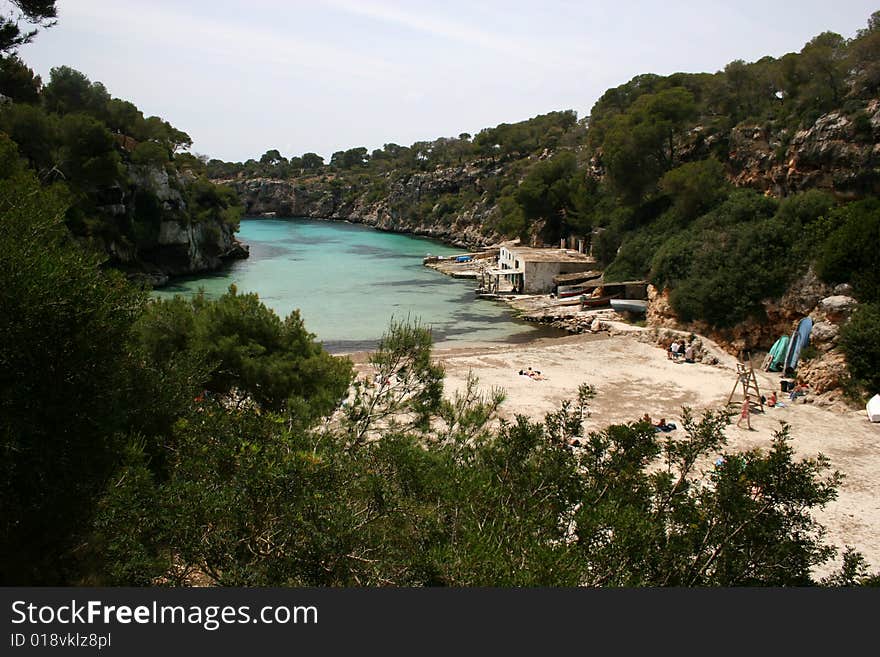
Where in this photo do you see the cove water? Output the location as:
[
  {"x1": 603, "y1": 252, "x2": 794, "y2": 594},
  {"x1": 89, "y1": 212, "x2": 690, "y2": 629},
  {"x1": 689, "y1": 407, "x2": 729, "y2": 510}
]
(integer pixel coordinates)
[{"x1": 154, "y1": 218, "x2": 559, "y2": 353}]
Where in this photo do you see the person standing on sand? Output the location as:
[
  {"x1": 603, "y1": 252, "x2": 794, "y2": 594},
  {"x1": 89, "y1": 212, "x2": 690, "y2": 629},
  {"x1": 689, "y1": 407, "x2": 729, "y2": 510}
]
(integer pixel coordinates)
[{"x1": 736, "y1": 398, "x2": 752, "y2": 430}]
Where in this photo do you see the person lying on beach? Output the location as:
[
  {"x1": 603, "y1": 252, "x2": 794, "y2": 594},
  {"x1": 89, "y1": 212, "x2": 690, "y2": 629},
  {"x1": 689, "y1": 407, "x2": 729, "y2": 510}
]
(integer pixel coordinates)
[
  {"x1": 788, "y1": 382, "x2": 810, "y2": 401},
  {"x1": 518, "y1": 367, "x2": 545, "y2": 380},
  {"x1": 653, "y1": 418, "x2": 677, "y2": 432}
]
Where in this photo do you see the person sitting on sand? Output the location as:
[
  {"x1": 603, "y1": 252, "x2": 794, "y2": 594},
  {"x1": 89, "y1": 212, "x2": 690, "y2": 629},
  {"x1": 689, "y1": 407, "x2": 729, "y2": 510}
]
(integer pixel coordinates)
[
  {"x1": 684, "y1": 343, "x2": 695, "y2": 363},
  {"x1": 767, "y1": 391, "x2": 777, "y2": 407}
]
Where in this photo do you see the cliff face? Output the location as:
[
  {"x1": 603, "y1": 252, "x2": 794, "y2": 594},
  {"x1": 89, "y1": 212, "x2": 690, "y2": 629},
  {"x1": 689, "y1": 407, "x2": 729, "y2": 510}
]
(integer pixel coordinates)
[
  {"x1": 224, "y1": 99, "x2": 879, "y2": 255},
  {"x1": 88, "y1": 164, "x2": 248, "y2": 286},
  {"x1": 222, "y1": 162, "x2": 509, "y2": 250},
  {"x1": 718, "y1": 99, "x2": 880, "y2": 198}
]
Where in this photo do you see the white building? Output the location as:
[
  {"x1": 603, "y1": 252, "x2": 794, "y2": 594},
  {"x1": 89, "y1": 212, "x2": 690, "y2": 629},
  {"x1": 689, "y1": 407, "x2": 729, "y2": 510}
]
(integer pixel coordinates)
[{"x1": 487, "y1": 246, "x2": 596, "y2": 294}]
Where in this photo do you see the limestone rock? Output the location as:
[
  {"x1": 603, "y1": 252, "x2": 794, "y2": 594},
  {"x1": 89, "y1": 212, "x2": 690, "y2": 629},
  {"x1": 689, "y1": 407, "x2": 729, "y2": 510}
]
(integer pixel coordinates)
[
  {"x1": 797, "y1": 351, "x2": 848, "y2": 394},
  {"x1": 810, "y1": 320, "x2": 840, "y2": 349},
  {"x1": 819, "y1": 295, "x2": 858, "y2": 321},
  {"x1": 645, "y1": 284, "x2": 678, "y2": 328}
]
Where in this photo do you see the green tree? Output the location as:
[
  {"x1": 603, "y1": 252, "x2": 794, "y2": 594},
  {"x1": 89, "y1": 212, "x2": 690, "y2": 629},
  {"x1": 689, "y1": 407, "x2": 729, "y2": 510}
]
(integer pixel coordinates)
[
  {"x1": 0, "y1": 54, "x2": 40, "y2": 102},
  {"x1": 601, "y1": 87, "x2": 697, "y2": 203},
  {"x1": 42, "y1": 66, "x2": 109, "y2": 117},
  {"x1": 839, "y1": 303, "x2": 880, "y2": 395},
  {"x1": 0, "y1": 101, "x2": 57, "y2": 172},
  {"x1": 301, "y1": 152, "x2": 324, "y2": 170},
  {"x1": 816, "y1": 198, "x2": 880, "y2": 304},
  {"x1": 56, "y1": 112, "x2": 123, "y2": 189},
  {"x1": 514, "y1": 150, "x2": 588, "y2": 243},
  {"x1": 0, "y1": 1, "x2": 57, "y2": 53},
  {"x1": 798, "y1": 31, "x2": 848, "y2": 114},
  {"x1": 135, "y1": 287, "x2": 353, "y2": 418},
  {"x1": 131, "y1": 140, "x2": 169, "y2": 167},
  {"x1": 0, "y1": 163, "x2": 146, "y2": 583},
  {"x1": 658, "y1": 158, "x2": 728, "y2": 222}
]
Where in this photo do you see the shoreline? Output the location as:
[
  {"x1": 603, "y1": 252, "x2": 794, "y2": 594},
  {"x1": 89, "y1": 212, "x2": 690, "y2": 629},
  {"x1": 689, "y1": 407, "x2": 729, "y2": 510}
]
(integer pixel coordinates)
[{"x1": 350, "y1": 326, "x2": 880, "y2": 577}]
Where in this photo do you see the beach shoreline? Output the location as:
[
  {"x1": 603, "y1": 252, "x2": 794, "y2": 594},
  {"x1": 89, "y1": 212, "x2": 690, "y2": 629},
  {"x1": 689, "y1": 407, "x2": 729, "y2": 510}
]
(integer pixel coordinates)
[{"x1": 348, "y1": 325, "x2": 880, "y2": 578}]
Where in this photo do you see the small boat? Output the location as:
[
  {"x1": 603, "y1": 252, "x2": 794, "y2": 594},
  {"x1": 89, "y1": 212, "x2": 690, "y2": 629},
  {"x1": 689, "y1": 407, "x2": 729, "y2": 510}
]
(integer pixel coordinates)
[
  {"x1": 782, "y1": 317, "x2": 814, "y2": 376},
  {"x1": 557, "y1": 284, "x2": 595, "y2": 298},
  {"x1": 581, "y1": 293, "x2": 620, "y2": 308},
  {"x1": 611, "y1": 299, "x2": 648, "y2": 314},
  {"x1": 867, "y1": 394, "x2": 880, "y2": 423}
]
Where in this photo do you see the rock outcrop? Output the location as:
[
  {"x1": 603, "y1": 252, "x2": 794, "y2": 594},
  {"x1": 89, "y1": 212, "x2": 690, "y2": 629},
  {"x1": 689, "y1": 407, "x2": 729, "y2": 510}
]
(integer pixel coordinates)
[
  {"x1": 726, "y1": 99, "x2": 880, "y2": 198},
  {"x1": 645, "y1": 267, "x2": 864, "y2": 398},
  {"x1": 88, "y1": 164, "x2": 249, "y2": 286},
  {"x1": 219, "y1": 162, "x2": 511, "y2": 250}
]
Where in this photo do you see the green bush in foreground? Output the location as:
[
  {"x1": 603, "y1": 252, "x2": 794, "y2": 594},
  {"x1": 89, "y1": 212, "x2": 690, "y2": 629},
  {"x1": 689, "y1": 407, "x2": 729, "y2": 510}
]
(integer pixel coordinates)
[{"x1": 96, "y1": 322, "x2": 877, "y2": 587}]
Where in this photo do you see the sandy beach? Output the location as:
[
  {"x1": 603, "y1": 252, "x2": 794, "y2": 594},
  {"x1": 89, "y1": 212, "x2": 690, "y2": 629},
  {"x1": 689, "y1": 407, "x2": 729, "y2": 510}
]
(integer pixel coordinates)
[{"x1": 427, "y1": 327, "x2": 880, "y2": 577}]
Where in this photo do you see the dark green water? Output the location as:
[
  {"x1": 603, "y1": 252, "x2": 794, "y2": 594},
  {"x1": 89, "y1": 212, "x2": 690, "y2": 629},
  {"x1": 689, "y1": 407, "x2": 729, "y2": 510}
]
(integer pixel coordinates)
[{"x1": 155, "y1": 218, "x2": 559, "y2": 352}]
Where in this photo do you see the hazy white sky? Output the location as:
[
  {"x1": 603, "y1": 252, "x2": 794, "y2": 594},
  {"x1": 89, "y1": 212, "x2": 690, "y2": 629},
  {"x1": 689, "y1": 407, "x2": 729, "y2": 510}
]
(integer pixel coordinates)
[{"x1": 17, "y1": 0, "x2": 880, "y2": 162}]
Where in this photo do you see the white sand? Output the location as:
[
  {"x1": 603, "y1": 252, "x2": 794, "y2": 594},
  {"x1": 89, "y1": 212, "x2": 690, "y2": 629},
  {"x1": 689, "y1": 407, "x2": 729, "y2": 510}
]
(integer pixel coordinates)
[{"x1": 433, "y1": 330, "x2": 880, "y2": 577}]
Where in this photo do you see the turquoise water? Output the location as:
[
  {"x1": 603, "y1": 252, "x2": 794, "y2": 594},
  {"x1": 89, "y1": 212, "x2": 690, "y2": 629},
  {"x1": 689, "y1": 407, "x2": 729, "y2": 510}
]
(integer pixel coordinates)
[{"x1": 154, "y1": 218, "x2": 558, "y2": 352}]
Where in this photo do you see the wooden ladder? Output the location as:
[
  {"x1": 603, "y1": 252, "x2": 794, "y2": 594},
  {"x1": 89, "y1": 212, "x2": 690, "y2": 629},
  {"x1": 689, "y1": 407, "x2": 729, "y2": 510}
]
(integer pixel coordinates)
[{"x1": 727, "y1": 353, "x2": 764, "y2": 412}]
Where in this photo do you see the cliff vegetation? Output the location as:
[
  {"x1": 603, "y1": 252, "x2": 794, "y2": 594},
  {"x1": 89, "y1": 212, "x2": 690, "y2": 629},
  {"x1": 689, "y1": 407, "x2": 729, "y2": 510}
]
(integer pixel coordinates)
[{"x1": 0, "y1": 56, "x2": 247, "y2": 285}]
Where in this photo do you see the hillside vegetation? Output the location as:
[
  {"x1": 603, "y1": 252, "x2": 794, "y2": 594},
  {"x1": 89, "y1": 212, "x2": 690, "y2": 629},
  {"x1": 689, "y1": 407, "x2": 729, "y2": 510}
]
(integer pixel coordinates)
[{"x1": 212, "y1": 12, "x2": 880, "y2": 394}]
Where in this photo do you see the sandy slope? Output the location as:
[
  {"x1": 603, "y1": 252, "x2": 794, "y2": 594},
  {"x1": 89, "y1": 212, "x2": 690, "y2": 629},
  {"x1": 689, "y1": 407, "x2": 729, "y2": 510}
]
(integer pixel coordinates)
[{"x1": 432, "y1": 331, "x2": 880, "y2": 577}]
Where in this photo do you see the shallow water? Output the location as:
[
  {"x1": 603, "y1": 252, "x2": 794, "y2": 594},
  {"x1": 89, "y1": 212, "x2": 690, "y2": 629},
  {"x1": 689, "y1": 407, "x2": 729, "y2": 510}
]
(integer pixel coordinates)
[{"x1": 154, "y1": 218, "x2": 561, "y2": 352}]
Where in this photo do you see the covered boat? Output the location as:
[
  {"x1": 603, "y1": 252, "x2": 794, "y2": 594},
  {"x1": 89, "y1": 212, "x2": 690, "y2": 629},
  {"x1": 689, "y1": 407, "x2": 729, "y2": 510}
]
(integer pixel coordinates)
[
  {"x1": 610, "y1": 299, "x2": 647, "y2": 314},
  {"x1": 764, "y1": 335, "x2": 790, "y2": 372},
  {"x1": 782, "y1": 317, "x2": 813, "y2": 376},
  {"x1": 868, "y1": 394, "x2": 880, "y2": 423}
]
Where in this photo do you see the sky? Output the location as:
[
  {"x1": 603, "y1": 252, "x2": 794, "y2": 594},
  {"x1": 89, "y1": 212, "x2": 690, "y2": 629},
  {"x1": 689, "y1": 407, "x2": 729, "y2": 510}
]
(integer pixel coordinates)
[{"x1": 15, "y1": 0, "x2": 880, "y2": 163}]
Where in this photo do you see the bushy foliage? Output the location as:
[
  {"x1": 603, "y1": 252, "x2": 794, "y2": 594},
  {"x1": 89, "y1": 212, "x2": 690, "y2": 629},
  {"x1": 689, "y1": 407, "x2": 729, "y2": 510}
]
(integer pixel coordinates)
[
  {"x1": 839, "y1": 303, "x2": 880, "y2": 394},
  {"x1": 135, "y1": 287, "x2": 353, "y2": 418},
  {"x1": 815, "y1": 198, "x2": 880, "y2": 304},
  {"x1": 0, "y1": 162, "x2": 145, "y2": 583},
  {"x1": 94, "y1": 323, "x2": 863, "y2": 587},
  {"x1": 659, "y1": 158, "x2": 729, "y2": 222}
]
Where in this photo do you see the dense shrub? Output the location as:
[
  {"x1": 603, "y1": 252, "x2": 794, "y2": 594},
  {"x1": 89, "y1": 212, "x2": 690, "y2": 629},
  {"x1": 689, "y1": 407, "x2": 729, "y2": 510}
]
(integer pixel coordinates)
[
  {"x1": 839, "y1": 303, "x2": 880, "y2": 393},
  {"x1": 665, "y1": 219, "x2": 792, "y2": 327},
  {"x1": 816, "y1": 198, "x2": 880, "y2": 303}
]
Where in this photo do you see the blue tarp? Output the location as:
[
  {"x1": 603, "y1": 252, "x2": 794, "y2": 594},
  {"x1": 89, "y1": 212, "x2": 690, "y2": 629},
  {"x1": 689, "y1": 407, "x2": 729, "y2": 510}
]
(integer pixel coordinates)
[{"x1": 455, "y1": 255, "x2": 472, "y2": 263}]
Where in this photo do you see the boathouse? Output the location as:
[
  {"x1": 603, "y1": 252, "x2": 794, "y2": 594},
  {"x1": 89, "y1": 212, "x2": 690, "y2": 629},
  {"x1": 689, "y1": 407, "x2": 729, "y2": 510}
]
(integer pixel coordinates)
[{"x1": 487, "y1": 246, "x2": 597, "y2": 294}]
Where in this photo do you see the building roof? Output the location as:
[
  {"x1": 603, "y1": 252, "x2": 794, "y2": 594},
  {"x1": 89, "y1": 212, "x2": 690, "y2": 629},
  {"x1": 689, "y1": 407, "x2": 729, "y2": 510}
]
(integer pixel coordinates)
[
  {"x1": 508, "y1": 247, "x2": 596, "y2": 264},
  {"x1": 553, "y1": 270, "x2": 603, "y2": 285}
]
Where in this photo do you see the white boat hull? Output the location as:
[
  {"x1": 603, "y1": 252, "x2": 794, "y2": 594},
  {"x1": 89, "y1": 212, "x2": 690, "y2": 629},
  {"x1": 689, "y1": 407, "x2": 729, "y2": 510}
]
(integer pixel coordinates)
[
  {"x1": 611, "y1": 299, "x2": 647, "y2": 314},
  {"x1": 868, "y1": 394, "x2": 880, "y2": 423}
]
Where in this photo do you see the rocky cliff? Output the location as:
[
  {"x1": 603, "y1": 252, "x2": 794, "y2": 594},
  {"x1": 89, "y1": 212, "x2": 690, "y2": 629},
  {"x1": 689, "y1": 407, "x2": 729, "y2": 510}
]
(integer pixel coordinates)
[
  {"x1": 706, "y1": 99, "x2": 879, "y2": 199},
  {"x1": 88, "y1": 164, "x2": 248, "y2": 287},
  {"x1": 223, "y1": 99, "x2": 879, "y2": 254},
  {"x1": 219, "y1": 162, "x2": 511, "y2": 250}
]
